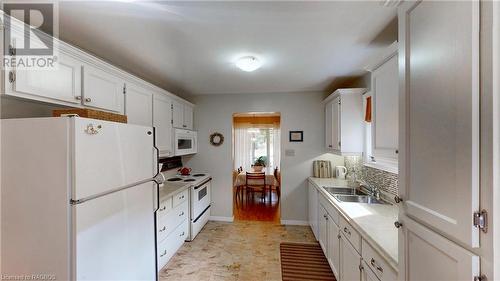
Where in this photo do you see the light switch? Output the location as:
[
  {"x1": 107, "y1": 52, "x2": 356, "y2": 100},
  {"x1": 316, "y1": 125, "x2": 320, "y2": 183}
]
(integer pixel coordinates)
[{"x1": 285, "y1": 149, "x2": 295, "y2": 156}]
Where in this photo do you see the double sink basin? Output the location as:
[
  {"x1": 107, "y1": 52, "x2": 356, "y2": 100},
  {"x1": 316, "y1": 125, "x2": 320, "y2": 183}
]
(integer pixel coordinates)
[{"x1": 323, "y1": 187, "x2": 389, "y2": 205}]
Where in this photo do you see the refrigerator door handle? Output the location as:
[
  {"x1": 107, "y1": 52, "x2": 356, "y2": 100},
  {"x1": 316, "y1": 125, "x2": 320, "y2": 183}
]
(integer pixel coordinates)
[{"x1": 70, "y1": 173, "x2": 165, "y2": 205}]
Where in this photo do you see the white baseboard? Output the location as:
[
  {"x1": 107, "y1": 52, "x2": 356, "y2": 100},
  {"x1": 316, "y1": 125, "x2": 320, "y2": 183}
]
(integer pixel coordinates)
[
  {"x1": 209, "y1": 216, "x2": 234, "y2": 222},
  {"x1": 281, "y1": 220, "x2": 309, "y2": 226}
]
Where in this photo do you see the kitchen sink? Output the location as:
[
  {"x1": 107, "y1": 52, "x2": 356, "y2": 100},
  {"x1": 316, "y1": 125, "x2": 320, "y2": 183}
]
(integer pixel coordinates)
[
  {"x1": 323, "y1": 187, "x2": 367, "y2": 196},
  {"x1": 333, "y1": 195, "x2": 389, "y2": 205}
]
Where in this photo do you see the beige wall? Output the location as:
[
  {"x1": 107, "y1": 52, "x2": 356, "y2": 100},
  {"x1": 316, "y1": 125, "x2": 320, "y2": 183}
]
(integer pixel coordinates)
[{"x1": 184, "y1": 91, "x2": 343, "y2": 223}]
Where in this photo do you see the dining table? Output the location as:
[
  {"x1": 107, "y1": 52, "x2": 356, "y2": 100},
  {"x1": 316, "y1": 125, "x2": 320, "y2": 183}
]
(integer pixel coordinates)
[{"x1": 234, "y1": 167, "x2": 279, "y2": 187}]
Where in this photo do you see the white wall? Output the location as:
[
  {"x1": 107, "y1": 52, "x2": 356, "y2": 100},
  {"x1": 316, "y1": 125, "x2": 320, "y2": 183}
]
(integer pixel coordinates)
[{"x1": 184, "y1": 92, "x2": 343, "y2": 223}]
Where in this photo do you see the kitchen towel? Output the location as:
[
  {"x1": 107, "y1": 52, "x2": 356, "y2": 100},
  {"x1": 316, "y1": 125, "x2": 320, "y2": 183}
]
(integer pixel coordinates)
[{"x1": 313, "y1": 160, "x2": 332, "y2": 178}]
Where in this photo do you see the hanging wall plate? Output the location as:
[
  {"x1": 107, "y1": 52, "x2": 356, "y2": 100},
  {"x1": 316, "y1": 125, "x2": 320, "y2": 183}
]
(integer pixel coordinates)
[{"x1": 210, "y1": 132, "x2": 224, "y2": 146}]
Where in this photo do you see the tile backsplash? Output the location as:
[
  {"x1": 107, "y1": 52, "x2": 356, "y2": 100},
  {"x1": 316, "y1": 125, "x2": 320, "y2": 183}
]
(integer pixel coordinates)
[{"x1": 344, "y1": 156, "x2": 398, "y2": 196}]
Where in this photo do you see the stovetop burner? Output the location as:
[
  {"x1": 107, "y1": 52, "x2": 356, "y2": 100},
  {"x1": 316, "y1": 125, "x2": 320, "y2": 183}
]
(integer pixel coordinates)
[
  {"x1": 184, "y1": 179, "x2": 196, "y2": 182},
  {"x1": 167, "y1": 178, "x2": 182, "y2": 182},
  {"x1": 193, "y1": 174, "x2": 206, "y2": 177}
]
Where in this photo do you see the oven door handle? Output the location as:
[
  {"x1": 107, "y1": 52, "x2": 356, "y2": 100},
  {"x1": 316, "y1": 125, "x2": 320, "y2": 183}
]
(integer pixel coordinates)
[{"x1": 192, "y1": 205, "x2": 211, "y2": 223}]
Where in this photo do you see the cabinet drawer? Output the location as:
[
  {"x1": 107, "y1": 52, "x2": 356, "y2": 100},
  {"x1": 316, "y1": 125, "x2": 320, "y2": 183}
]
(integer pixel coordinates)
[
  {"x1": 156, "y1": 196, "x2": 172, "y2": 218},
  {"x1": 173, "y1": 189, "x2": 188, "y2": 207},
  {"x1": 361, "y1": 240, "x2": 397, "y2": 281},
  {"x1": 157, "y1": 220, "x2": 188, "y2": 271},
  {"x1": 339, "y1": 216, "x2": 361, "y2": 253},
  {"x1": 319, "y1": 193, "x2": 339, "y2": 226},
  {"x1": 157, "y1": 200, "x2": 188, "y2": 243}
]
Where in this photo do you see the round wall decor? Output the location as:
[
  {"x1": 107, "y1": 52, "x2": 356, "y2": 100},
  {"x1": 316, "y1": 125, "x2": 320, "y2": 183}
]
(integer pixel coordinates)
[{"x1": 210, "y1": 132, "x2": 224, "y2": 146}]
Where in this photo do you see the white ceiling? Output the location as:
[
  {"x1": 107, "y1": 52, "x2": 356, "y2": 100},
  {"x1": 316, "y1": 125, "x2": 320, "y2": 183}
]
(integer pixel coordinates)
[{"x1": 58, "y1": 1, "x2": 397, "y2": 96}]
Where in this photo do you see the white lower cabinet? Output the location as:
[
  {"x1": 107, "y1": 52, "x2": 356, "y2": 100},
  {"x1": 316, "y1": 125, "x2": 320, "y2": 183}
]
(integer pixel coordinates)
[
  {"x1": 156, "y1": 189, "x2": 189, "y2": 271},
  {"x1": 308, "y1": 182, "x2": 319, "y2": 240},
  {"x1": 327, "y1": 213, "x2": 340, "y2": 279},
  {"x1": 340, "y1": 233, "x2": 362, "y2": 281},
  {"x1": 318, "y1": 204, "x2": 328, "y2": 253}
]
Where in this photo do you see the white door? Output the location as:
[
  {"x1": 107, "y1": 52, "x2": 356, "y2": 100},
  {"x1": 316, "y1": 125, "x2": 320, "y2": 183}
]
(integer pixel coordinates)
[
  {"x1": 72, "y1": 118, "x2": 156, "y2": 200},
  {"x1": 327, "y1": 214, "x2": 340, "y2": 279},
  {"x1": 183, "y1": 104, "x2": 194, "y2": 130},
  {"x1": 13, "y1": 52, "x2": 82, "y2": 104},
  {"x1": 398, "y1": 217, "x2": 480, "y2": 281},
  {"x1": 172, "y1": 99, "x2": 184, "y2": 129},
  {"x1": 372, "y1": 54, "x2": 398, "y2": 161},
  {"x1": 308, "y1": 182, "x2": 319, "y2": 240},
  {"x1": 153, "y1": 94, "x2": 173, "y2": 157},
  {"x1": 340, "y1": 234, "x2": 361, "y2": 281},
  {"x1": 398, "y1": 0, "x2": 480, "y2": 247},
  {"x1": 83, "y1": 64, "x2": 124, "y2": 113},
  {"x1": 74, "y1": 181, "x2": 156, "y2": 281},
  {"x1": 318, "y1": 205, "x2": 328, "y2": 253},
  {"x1": 331, "y1": 96, "x2": 341, "y2": 151},
  {"x1": 125, "y1": 84, "x2": 153, "y2": 127}
]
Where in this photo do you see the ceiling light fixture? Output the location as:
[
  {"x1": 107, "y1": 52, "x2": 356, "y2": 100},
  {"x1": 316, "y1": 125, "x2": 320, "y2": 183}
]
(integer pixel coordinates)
[{"x1": 235, "y1": 56, "x2": 262, "y2": 72}]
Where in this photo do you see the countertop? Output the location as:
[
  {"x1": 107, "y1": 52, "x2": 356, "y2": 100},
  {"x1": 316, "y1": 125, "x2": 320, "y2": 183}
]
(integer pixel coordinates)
[
  {"x1": 159, "y1": 182, "x2": 191, "y2": 202},
  {"x1": 309, "y1": 177, "x2": 399, "y2": 271}
]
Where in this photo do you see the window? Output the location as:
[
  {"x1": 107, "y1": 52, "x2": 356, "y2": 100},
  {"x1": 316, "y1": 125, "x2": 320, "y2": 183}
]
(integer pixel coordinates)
[{"x1": 234, "y1": 126, "x2": 280, "y2": 171}]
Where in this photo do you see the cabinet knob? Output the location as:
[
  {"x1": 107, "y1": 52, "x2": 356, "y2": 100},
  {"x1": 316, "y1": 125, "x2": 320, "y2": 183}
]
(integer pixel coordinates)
[
  {"x1": 75, "y1": 96, "x2": 82, "y2": 100},
  {"x1": 180, "y1": 232, "x2": 185, "y2": 236},
  {"x1": 359, "y1": 264, "x2": 364, "y2": 271},
  {"x1": 85, "y1": 98, "x2": 92, "y2": 102},
  {"x1": 159, "y1": 250, "x2": 167, "y2": 257},
  {"x1": 328, "y1": 145, "x2": 333, "y2": 148},
  {"x1": 179, "y1": 211, "x2": 184, "y2": 216},
  {"x1": 394, "y1": 195, "x2": 403, "y2": 203},
  {"x1": 371, "y1": 258, "x2": 383, "y2": 272},
  {"x1": 394, "y1": 221, "x2": 403, "y2": 228}
]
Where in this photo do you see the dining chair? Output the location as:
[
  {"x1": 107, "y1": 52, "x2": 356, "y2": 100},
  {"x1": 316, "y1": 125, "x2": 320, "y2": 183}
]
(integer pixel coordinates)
[
  {"x1": 245, "y1": 172, "x2": 267, "y2": 202},
  {"x1": 273, "y1": 167, "x2": 281, "y2": 199}
]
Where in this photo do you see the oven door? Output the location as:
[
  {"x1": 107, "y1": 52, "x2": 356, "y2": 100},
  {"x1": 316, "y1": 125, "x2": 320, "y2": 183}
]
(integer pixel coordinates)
[
  {"x1": 191, "y1": 180, "x2": 211, "y2": 218},
  {"x1": 174, "y1": 129, "x2": 197, "y2": 156}
]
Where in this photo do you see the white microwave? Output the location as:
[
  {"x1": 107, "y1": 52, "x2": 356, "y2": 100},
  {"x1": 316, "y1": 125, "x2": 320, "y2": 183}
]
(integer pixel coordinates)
[{"x1": 174, "y1": 129, "x2": 197, "y2": 156}]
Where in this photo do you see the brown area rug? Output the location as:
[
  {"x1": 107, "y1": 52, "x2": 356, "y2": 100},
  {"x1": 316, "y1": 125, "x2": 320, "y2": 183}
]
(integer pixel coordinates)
[{"x1": 280, "y1": 242, "x2": 336, "y2": 281}]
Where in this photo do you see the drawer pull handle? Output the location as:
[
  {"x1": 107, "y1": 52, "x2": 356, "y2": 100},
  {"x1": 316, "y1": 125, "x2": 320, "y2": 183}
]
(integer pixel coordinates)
[
  {"x1": 394, "y1": 221, "x2": 403, "y2": 228},
  {"x1": 179, "y1": 211, "x2": 184, "y2": 216},
  {"x1": 343, "y1": 227, "x2": 351, "y2": 235},
  {"x1": 180, "y1": 232, "x2": 185, "y2": 237},
  {"x1": 370, "y1": 258, "x2": 383, "y2": 273},
  {"x1": 159, "y1": 226, "x2": 166, "y2": 232},
  {"x1": 159, "y1": 206, "x2": 166, "y2": 211},
  {"x1": 159, "y1": 250, "x2": 167, "y2": 257}
]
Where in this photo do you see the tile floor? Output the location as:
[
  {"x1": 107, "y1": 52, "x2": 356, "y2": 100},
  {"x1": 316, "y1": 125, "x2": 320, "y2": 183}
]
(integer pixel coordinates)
[{"x1": 159, "y1": 221, "x2": 316, "y2": 281}]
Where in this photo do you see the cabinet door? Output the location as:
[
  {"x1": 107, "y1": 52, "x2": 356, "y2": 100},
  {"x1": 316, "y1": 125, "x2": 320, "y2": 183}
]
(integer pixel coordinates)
[
  {"x1": 327, "y1": 214, "x2": 340, "y2": 279},
  {"x1": 398, "y1": 0, "x2": 480, "y2": 247},
  {"x1": 125, "y1": 84, "x2": 152, "y2": 127},
  {"x1": 399, "y1": 217, "x2": 480, "y2": 281},
  {"x1": 318, "y1": 205, "x2": 328, "y2": 254},
  {"x1": 172, "y1": 99, "x2": 184, "y2": 129},
  {"x1": 372, "y1": 54, "x2": 398, "y2": 161},
  {"x1": 153, "y1": 94, "x2": 173, "y2": 157},
  {"x1": 340, "y1": 234, "x2": 361, "y2": 281},
  {"x1": 11, "y1": 52, "x2": 82, "y2": 104},
  {"x1": 325, "y1": 101, "x2": 333, "y2": 149},
  {"x1": 183, "y1": 104, "x2": 193, "y2": 130},
  {"x1": 308, "y1": 183, "x2": 319, "y2": 240},
  {"x1": 331, "y1": 97, "x2": 341, "y2": 150},
  {"x1": 83, "y1": 64, "x2": 124, "y2": 113}
]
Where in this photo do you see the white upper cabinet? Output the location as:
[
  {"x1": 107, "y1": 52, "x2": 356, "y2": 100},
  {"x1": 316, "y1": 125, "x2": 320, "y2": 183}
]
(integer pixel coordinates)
[
  {"x1": 5, "y1": 52, "x2": 82, "y2": 106},
  {"x1": 82, "y1": 64, "x2": 125, "y2": 113},
  {"x1": 153, "y1": 94, "x2": 173, "y2": 157},
  {"x1": 366, "y1": 42, "x2": 399, "y2": 165},
  {"x1": 172, "y1": 99, "x2": 194, "y2": 130},
  {"x1": 398, "y1": 0, "x2": 480, "y2": 248},
  {"x1": 125, "y1": 84, "x2": 153, "y2": 127},
  {"x1": 325, "y1": 88, "x2": 365, "y2": 155}
]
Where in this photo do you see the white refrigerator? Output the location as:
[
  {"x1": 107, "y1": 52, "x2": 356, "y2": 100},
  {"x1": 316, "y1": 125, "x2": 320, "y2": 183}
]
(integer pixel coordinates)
[{"x1": 1, "y1": 117, "x2": 164, "y2": 280}]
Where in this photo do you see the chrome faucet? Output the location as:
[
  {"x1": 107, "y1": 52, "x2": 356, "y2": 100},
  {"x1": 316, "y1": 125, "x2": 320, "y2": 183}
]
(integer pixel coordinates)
[{"x1": 363, "y1": 183, "x2": 380, "y2": 200}]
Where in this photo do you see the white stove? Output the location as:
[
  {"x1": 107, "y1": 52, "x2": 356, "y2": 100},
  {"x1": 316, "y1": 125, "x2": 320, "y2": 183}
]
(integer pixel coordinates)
[{"x1": 164, "y1": 172, "x2": 211, "y2": 241}]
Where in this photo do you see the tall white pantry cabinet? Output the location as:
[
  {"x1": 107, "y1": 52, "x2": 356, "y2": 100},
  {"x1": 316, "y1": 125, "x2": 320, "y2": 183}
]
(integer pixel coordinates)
[{"x1": 397, "y1": 1, "x2": 496, "y2": 281}]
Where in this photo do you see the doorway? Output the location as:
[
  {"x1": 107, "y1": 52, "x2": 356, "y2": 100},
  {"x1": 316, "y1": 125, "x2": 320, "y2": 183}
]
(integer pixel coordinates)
[{"x1": 232, "y1": 112, "x2": 281, "y2": 222}]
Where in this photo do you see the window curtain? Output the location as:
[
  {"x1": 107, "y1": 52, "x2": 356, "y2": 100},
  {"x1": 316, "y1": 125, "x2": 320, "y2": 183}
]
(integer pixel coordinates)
[{"x1": 233, "y1": 122, "x2": 280, "y2": 171}]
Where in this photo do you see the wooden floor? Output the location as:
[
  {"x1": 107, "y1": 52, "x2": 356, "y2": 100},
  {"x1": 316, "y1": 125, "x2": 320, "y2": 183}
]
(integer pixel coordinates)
[{"x1": 233, "y1": 186, "x2": 280, "y2": 223}]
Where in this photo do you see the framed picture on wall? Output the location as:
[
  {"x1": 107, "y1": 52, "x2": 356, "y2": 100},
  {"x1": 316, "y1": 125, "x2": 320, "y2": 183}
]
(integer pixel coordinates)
[{"x1": 289, "y1": 131, "x2": 303, "y2": 142}]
